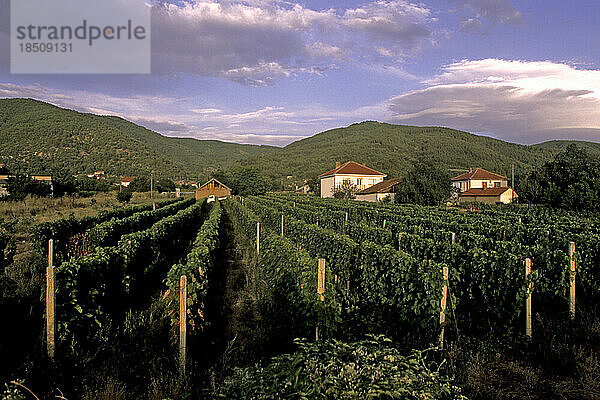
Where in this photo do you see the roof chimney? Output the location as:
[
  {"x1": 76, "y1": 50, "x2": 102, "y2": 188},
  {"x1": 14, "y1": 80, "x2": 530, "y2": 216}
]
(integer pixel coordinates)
[
  {"x1": 363, "y1": 163, "x2": 366, "y2": 166},
  {"x1": 335, "y1": 162, "x2": 341, "y2": 169},
  {"x1": 469, "y1": 167, "x2": 473, "y2": 173}
]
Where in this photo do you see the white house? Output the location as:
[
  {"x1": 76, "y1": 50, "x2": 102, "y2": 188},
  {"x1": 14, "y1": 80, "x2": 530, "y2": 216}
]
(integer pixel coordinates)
[
  {"x1": 319, "y1": 161, "x2": 386, "y2": 198},
  {"x1": 459, "y1": 187, "x2": 517, "y2": 205},
  {"x1": 452, "y1": 168, "x2": 517, "y2": 204},
  {"x1": 121, "y1": 177, "x2": 136, "y2": 187},
  {"x1": 355, "y1": 178, "x2": 402, "y2": 202},
  {"x1": 452, "y1": 168, "x2": 508, "y2": 192}
]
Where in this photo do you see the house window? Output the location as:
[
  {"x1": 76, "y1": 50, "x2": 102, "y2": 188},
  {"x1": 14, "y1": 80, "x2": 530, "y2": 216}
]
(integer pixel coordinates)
[
  {"x1": 343, "y1": 179, "x2": 350, "y2": 185},
  {"x1": 357, "y1": 178, "x2": 362, "y2": 186},
  {"x1": 494, "y1": 182, "x2": 501, "y2": 188}
]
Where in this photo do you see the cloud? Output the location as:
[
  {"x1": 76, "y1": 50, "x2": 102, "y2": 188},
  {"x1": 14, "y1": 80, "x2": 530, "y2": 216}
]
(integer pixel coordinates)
[
  {"x1": 452, "y1": 0, "x2": 523, "y2": 34},
  {"x1": 151, "y1": 0, "x2": 435, "y2": 85},
  {"x1": 387, "y1": 59, "x2": 600, "y2": 143}
]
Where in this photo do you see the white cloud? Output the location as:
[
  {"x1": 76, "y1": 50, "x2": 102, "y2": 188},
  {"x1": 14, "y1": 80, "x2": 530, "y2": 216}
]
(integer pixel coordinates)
[
  {"x1": 387, "y1": 59, "x2": 600, "y2": 143},
  {"x1": 151, "y1": 0, "x2": 435, "y2": 85}
]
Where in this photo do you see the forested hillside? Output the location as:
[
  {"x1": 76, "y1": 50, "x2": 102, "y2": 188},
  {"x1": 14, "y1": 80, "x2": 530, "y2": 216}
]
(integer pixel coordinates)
[
  {"x1": 0, "y1": 98, "x2": 277, "y2": 179},
  {"x1": 2, "y1": 99, "x2": 599, "y2": 182},
  {"x1": 236, "y1": 121, "x2": 600, "y2": 180}
]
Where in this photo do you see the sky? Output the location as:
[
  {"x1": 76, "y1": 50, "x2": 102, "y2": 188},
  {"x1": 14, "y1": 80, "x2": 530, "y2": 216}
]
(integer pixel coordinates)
[{"x1": 0, "y1": 0, "x2": 599, "y2": 146}]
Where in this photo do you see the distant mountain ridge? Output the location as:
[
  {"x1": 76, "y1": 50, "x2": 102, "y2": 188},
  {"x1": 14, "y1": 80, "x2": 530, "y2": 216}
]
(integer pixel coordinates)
[
  {"x1": 0, "y1": 98, "x2": 277, "y2": 179},
  {"x1": 235, "y1": 121, "x2": 600, "y2": 181},
  {"x1": 1, "y1": 98, "x2": 599, "y2": 182}
]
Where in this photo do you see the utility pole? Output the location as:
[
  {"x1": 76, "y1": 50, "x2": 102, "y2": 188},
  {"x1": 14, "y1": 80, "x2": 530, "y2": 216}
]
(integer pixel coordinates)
[
  {"x1": 150, "y1": 172, "x2": 154, "y2": 199},
  {"x1": 512, "y1": 164, "x2": 515, "y2": 203}
]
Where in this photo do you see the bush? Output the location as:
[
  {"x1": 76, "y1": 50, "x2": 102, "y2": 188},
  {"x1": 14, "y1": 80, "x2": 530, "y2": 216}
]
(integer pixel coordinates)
[
  {"x1": 116, "y1": 189, "x2": 133, "y2": 203},
  {"x1": 218, "y1": 335, "x2": 467, "y2": 400}
]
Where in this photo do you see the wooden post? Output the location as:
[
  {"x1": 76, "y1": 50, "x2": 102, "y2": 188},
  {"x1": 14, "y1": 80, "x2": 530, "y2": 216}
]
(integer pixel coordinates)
[
  {"x1": 48, "y1": 239, "x2": 53, "y2": 269},
  {"x1": 316, "y1": 259, "x2": 325, "y2": 341},
  {"x1": 451, "y1": 232, "x2": 455, "y2": 245},
  {"x1": 439, "y1": 267, "x2": 448, "y2": 349},
  {"x1": 150, "y1": 173, "x2": 153, "y2": 199},
  {"x1": 281, "y1": 214, "x2": 284, "y2": 236},
  {"x1": 179, "y1": 275, "x2": 187, "y2": 374},
  {"x1": 525, "y1": 258, "x2": 532, "y2": 338},
  {"x1": 256, "y1": 222, "x2": 260, "y2": 255},
  {"x1": 317, "y1": 259, "x2": 325, "y2": 301},
  {"x1": 569, "y1": 242, "x2": 576, "y2": 320},
  {"x1": 46, "y1": 266, "x2": 55, "y2": 359},
  {"x1": 383, "y1": 219, "x2": 386, "y2": 229},
  {"x1": 152, "y1": 202, "x2": 156, "y2": 211},
  {"x1": 345, "y1": 212, "x2": 348, "y2": 225}
]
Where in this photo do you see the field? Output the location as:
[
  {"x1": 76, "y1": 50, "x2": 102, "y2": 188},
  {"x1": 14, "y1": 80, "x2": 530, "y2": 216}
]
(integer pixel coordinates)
[{"x1": 1, "y1": 193, "x2": 600, "y2": 399}]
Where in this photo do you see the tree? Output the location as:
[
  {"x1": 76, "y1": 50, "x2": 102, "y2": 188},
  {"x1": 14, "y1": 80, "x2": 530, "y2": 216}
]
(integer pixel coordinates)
[
  {"x1": 4, "y1": 175, "x2": 52, "y2": 201},
  {"x1": 117, "y1": 188, "x2": 133, "y2": 203},
  {"x1": 306, "y1": 177, "x2": 320, "y2": 194},
  {"x1": 395, "y1": 160, "x2": 453, "y2": 206},
  {"x1": 332, "y1": 181, "x2": 358, "y2": 199},
  {"x1": 76, "y1": 177, "x2": 111, "y2": 192},
  {"x1": 228, "y1": 166, "x2": 271, "y2": 196},
  {"x1": 519, "y1": 144, "x2": 600, "y2": 210},
  {"x1": 129, "y1": 176, "x2": 175, "y2": 193}
]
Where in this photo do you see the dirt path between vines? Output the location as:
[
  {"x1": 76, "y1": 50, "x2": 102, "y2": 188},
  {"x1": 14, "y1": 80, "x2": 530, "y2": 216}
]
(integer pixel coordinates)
[{"x1": 205, "y1": 207, "x2": 261, "y2": 378}]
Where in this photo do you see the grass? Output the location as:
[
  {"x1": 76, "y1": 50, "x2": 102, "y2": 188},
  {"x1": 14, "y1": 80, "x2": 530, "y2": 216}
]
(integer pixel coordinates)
[{"x1": 0, "y1": 191, "x2": 181, "y2": 260}]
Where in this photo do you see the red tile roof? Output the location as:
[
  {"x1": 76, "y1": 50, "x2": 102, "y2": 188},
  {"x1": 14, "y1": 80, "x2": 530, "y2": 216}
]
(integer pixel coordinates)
[
  {"x1": 357, "y1": 178, "x2": 402, "y2": 195},
  {"x1": 121, "y1": 177, "x2": 136, "y2": 183},
  {"x1": 452, "y1": 168, "x2": 507, "y2": 181},
  {"x1": 319, "y1": 161, "x2": 386, "y2": 178},
  {"x1": 459, "y1": 187, "x2": 513, "y2": 197}
]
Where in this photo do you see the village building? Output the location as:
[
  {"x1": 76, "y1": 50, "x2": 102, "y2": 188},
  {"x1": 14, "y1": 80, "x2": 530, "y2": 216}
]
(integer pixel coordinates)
[
  {"x1": 120, "y1": 177, "x2": 136, "y2": 187},
  {"x1": 458, "y1": 187, "x2": 517, "y2": 205},
  {"x1": 86, "y1": 171, "x2": 105, "y2": 179},
  {"x1": 319, "y1": 161, "x2": 386, "y2": 198},
  {"x1": 355, "y1": 178, "x2": 402, "y2": 202},
  {"x1": 452, "y1": 168, "x2": 508, "y2": 192},
  {"x1": 195, "y1": 178, "x2": 231, "y2": 200},
  {"x1": 452, "y1": 168, "x2": 516, "y2": 204},
  {"x1": 0, "y1": 175, "x2": 12, "y2": 197}
]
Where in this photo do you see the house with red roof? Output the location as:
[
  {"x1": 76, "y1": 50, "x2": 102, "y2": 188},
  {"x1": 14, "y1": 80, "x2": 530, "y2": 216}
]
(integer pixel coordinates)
[
  {"x1": 355, "y1": 178, "x2": 402, "y2": 202},
  {"x1": 319, "y1": 161, "x2": 386, "y2": 198},
  {"x1": 120, "y1": 177, "x2": 136, "y2": 187},
  {"x1": 452, "y1": 168, "x2": 516, "y2": 204}
]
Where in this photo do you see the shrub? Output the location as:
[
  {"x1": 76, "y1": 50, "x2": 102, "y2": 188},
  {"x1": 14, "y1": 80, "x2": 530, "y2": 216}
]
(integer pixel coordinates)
[{"x1": 116, "y1": 189, "x2": 133, "y2": 203}]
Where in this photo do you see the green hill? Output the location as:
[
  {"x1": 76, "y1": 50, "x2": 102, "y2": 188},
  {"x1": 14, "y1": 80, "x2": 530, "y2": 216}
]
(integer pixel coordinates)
[
  {"x1": 0, "y1": 98, "x2": 277, "y2": 179},
  {"x1": 236, "y1": 121, "x2": 600, "y2": 181},
  {"x1": 2, "y1": 99, "x2": 599, "y2": 183}
]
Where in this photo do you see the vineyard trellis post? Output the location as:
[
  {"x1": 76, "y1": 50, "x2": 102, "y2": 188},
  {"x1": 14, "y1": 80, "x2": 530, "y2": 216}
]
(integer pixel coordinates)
[
  {"x1": 383, "y1": 219, "x2": 386, "y2": 229},
  {"x1": 569, "y1": 242, "x2": 576, "y2": 320},
  {"x1": 256, "y1": 222, "x2": 260, "y2": 255},
  {"x1": 281, "y1": 214, "x2": 284, "y2": 236},
  {"x1": 439, "y1": 267, "x2": 448, "y2": 349},
  {"x1": 525, "y1": 258, "x2": 532, "y2": 338},
  {"x1": 48, "y1": 238, "x2": 54, "y2": 269},
  {"x1": 46, "y1": 239, "x2": 55, "y2": 360},
  {"x1": 451, "y1": 232, "x2": 455, "y2": 245},
  {"x1": 345, "y1": 212, "x2": 348, "y2": 225},
  {"x1": 316, "y1": 258, "x2": 325, "y2": 341},
  {"x1": 179, "y1": 275, "x2": 187, "y2": 374}
]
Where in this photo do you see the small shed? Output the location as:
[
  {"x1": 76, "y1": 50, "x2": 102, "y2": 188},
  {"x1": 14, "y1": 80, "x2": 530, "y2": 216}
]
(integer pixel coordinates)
[{"x1": 195, "y1": 178, "x2": 232, "y2": 200}]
